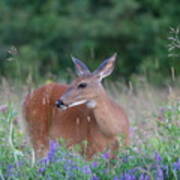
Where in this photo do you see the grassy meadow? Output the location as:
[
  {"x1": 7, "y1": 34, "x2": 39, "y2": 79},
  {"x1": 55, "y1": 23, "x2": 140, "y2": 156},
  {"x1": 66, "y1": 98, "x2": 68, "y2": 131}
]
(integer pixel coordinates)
[
  {"x1": 0, "y1": 79, "x2": 179, "y2": 180},
  {"x1": 0, "y1": 1, "x2": 180, "y2": 179}
]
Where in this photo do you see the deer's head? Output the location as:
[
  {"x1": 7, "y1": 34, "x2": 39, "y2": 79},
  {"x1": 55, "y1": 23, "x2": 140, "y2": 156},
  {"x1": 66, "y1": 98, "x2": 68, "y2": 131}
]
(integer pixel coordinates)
[{"x1": 56, "y1": 54, "x2": 117, "y2": 110}]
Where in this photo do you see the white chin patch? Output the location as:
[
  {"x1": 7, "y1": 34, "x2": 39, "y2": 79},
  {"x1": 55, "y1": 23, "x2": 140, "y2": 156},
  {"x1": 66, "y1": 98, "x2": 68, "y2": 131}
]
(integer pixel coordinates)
[
  {"x1": 86, "y1": 100, "x2": 96, "y2": 109},
  {"x1": 68, "y1": 100, "x2": 87, "y2": 108},
  {"x1": 61, "y1": 105, "x2": 68, "y2": 110}
]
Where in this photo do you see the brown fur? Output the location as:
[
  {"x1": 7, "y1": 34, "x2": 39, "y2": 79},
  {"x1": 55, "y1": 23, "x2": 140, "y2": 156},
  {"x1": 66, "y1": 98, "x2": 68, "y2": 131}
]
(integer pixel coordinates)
[{"x1": 23, "y1": 83, "x2": 129, "y2": 159}]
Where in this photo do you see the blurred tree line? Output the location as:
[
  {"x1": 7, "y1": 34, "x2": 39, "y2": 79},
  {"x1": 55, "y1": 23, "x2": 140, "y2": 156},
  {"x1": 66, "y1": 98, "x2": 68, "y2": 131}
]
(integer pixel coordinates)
[{"x1": 0, "y1": 0, "x2": 179, "y2": 85}]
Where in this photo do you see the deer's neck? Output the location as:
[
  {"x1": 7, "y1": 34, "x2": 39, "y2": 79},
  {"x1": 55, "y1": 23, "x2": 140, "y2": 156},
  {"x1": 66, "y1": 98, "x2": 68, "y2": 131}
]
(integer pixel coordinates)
[{"x1": 92, "y1": 89, "x2": 123, "y2": 137}]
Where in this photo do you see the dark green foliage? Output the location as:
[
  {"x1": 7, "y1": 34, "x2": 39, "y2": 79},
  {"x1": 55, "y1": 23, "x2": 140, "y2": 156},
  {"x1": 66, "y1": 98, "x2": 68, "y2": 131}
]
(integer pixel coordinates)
[{"x1": 0, "y1": 0, "x2": 179, "y2": 84}]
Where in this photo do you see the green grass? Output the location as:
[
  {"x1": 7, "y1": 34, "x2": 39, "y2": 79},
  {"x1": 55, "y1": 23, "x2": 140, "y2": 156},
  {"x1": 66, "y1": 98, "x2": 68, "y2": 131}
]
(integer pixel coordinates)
[{"x1": 0, "y1": 83, "x2": 179, "y2": 180}]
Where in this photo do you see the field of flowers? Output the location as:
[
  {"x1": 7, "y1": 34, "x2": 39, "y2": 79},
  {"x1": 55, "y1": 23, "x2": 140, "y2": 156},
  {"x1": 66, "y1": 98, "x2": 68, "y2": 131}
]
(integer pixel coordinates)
[{"x1": 0, "y1": 82, "x2": 179, "y2": 180}]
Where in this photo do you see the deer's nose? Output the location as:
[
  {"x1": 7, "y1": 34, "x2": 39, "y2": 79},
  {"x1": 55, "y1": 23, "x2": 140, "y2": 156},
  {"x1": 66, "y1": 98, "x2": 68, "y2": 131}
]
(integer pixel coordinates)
[{"x1": 56, "y1": 99, "x2": 65, "y2": 108}]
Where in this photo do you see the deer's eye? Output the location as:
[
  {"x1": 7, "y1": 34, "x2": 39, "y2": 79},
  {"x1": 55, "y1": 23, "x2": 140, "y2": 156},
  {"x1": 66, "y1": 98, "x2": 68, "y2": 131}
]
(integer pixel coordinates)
[{"x1": 78, "y1": 82, "x2": 87, "y2": 89}]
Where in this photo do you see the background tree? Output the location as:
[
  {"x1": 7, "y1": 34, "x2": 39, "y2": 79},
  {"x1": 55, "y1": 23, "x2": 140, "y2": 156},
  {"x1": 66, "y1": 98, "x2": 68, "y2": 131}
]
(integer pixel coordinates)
[{"x1": 0, "y1": 0, "x2": 179, "y2": 85}]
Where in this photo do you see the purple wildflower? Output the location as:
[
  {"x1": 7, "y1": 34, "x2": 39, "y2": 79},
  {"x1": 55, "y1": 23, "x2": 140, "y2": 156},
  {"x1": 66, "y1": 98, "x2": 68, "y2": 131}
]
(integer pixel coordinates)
[
  {"x1": 39, "y1": 156, "x2": 50, "y2": 165},
  {"x1": 91, "y1": 161, "x2": 99, "y2": 168},
  {"x1": 38, "y1": 167, "x2": 46, "y2": 174},
  {"x1": 102, "y1": 152, "x2": 110, "y2": 160},
  {"x1": 154, "y1": 152, "x2": 162, "y2": 162},
  {"x1": 47, "y1": 140, "x2": 59, "y2": 161},
  {"x1": 173, "y1": 159, "x2": 180, "y2": 170},
  {"x1": 6, "y1": 164, "x2": 15, "y2": 177},
  {"x1": 48, "y1": 141, "x2": 58, "y2": 158},
  {"x1": 39, "y1": 141, "x2": 59, "y2": 165},
  {"x1": 113, "y1": 176, "x2": 120, "y2": 180},
  {"x1": 156, "y1": 167, "x2": 164, "y2": 180},
  {"x1": 139, "y1": 174, "x2": 150, "y2": 180},
  {"x1": 120, "y1": 173, "x2": 136, "y2": 180},
  {"x1": 6, "y1": 161, "x2": 24, "y2": 177},
  {"x1": 16, "y1": 161, "x2": 24, "y2": 167},
  {"x1": 71, "y1": 164, "x2": 79, "y2": 170},
  {"x1": 81, "y1": 165, "x2": 92, "y2": 175},
  {"x1": 7, "y1": 164, "x2": 14, "y2": 170},
  {"x1": 63, "y1": 159, "x2": 78, "y2": 171},
  {"x1": 128, "y1": 168, "x2": 138, "y2": 174},
  {"x1": 91, "y1": 175, "x2": 100, "y2": 180}
]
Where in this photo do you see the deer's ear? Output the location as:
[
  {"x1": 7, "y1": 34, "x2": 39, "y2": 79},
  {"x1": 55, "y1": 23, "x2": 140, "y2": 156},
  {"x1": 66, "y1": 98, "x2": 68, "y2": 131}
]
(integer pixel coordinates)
[
  {"x1": 93, "y1": 53, "x2": 117, "y2": 81},
  {"x1": 71, "y1": 56, "x2": 90, "y2": 76}
]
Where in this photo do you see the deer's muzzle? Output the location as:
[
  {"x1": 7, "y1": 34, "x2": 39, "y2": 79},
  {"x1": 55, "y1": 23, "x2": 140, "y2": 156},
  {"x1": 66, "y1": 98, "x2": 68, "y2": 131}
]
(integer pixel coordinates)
[{"x1": 56, "y1": 100, "x2": 68, "y2": 110}]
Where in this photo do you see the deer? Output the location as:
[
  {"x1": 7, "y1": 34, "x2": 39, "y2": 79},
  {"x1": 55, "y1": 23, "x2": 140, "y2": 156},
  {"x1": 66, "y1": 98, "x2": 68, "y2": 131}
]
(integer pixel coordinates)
[{"x1": 23, "y1": 54, "x2": 129, "y2": 160}]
